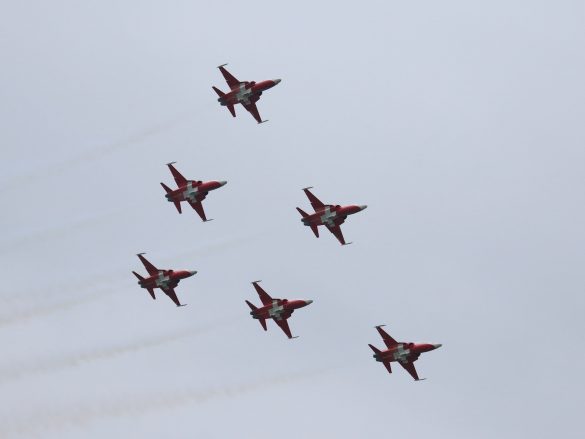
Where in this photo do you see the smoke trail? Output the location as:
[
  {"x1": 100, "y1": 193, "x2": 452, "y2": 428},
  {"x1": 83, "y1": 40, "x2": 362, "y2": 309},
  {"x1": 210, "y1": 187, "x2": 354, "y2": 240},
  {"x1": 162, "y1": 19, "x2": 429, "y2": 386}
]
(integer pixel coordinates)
[
  {"x1": 0, "y1": 368, "x2": 330, "y2": 438},
  {"x1": 0, "y1": 111, "x2": 192, "y2": 194},
  {"x1": 0, "y1": 288, "x2": 110, "y2": 328},
  {"x1": 0, "y1": 208, "x2": 131, "y2": 256},
  {"x1": 0, "y1": 322, "x2": 225, "y2": 384}
]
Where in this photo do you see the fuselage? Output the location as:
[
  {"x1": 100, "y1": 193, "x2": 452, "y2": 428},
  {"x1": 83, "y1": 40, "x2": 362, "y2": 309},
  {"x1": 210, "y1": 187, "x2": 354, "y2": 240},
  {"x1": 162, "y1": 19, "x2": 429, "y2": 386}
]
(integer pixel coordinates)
[
  {"x1": 302, "y1": 204, "x2": 367, "y2": 227},
  {"x1": 250, "y1": 299, "x2": 313, "y2": 321},
  {"x1": 218, "y1": 79, "x2": 281, "y2": 106},
  {"x1": 138, "y1": 269, "x2": 196, "y2": 290},
  {"x1": 373, "y1": 342, "x2": 442, "y2": 364},
  {"x1": 165, "y1": 180, "x2": 227, "y2": 204}
]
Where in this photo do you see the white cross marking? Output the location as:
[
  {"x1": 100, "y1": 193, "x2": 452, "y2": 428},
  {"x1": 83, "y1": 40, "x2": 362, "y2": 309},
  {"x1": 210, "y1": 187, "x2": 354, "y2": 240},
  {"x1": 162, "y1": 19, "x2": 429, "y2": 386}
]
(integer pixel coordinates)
[
  {"x1": 235, "y1": 84, "x2": 253, "y2": 104},
  {"x1": 155, "y1": 271, "x2": 171, "y2": 288},
  {"x1": 320, "y1": 206, "x2": 337, "y2": 226},
  {"x1": 268, "y1": 300, "x2": 285, "y2": 318},
  {"x1": 183, "y1": 182, "x2": 199, "y2": 202},
  {"x1": 393, "y1": 344, "x2": 411, "y2": 362}
]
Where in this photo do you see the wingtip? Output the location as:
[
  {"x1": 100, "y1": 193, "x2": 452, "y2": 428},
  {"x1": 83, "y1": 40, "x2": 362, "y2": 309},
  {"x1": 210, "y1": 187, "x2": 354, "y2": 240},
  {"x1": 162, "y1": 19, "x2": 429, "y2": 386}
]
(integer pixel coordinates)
[
  {"x1": 137, "y1": 252, "x2": 146, "y2": 256},
  {"x1": 251, "y1": 280, "x2": 262, "y2": 284},
  {"x1": 302, "y1": 186, "x2": 314, "y2": 191},
  {"x1": 375, "y1": 324, "x2": 386, "y2": 328},
  {"x1": 217, "y1": 63, "x2": 228, "y2": 68},
  {"x1": 342, "y1": 242, "x2": 353, "y2": 246},
  {"x1": 166, "y1": 161, "x2": 177, "y2": 166},
  {"x1": 258, "y1": 119, "x2": 269, "y2": 124},
  {"x1": 291, "y1": 336, "x2": 300, "y2": 339}
]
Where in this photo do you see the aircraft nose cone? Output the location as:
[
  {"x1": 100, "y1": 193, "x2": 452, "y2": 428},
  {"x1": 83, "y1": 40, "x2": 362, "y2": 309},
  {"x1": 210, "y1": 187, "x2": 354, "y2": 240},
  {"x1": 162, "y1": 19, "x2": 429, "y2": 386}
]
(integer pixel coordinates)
[
  {"x1": 360, "y1": 205, "x2": 368, "y2": 211},
  {"x1": 219, "y1": 180, "x2": 227, "y2": 187},
  {"x1": 273, "y1": 78, "x2": 282, "y2": 84},
  {"x1": 433, "y1": 343, "x2": 442, "y2": 349},
  {"x1": 189, "y1": 270, "x2": 198, "y2": 276},
  {"x1": 305, "y1": 300, "x2": 313, "y2": 305}
]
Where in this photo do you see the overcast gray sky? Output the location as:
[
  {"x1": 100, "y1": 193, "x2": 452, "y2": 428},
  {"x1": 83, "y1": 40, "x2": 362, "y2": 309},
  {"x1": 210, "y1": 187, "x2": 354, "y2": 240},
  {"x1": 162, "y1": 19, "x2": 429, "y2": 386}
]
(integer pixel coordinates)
[{"x1": 1, "y1": 1, "x2": 584, "y2": 438}]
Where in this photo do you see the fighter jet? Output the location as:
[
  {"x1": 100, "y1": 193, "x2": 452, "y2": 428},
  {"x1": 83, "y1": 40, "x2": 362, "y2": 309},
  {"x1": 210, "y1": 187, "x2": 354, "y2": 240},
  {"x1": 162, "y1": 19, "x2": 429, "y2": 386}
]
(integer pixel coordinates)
[
  {"x1": 368, "y1": 325, "x2": 442, "y2": 381},
  {"x1": 296, "y1": 187, "x2": 367, "y2": 245},
  {"x1": 132, "y1": 253, "x2": 197, "y2": 307},
  {"x1": 212, "y1": 64, "x2": 281, "y2": 124},
  {"x1": 245, "y1": 281, "x2": 313, "y2": 339},
  {"x1": 160, "y1": 162, "x2": 227, "y2": 222}
]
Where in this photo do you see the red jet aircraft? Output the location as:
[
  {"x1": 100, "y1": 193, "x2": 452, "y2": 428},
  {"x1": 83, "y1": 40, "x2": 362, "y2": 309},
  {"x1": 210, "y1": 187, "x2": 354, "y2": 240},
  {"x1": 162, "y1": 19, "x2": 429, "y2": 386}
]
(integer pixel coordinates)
[
  {"x1": 368, "y1": 325, "x2": 442, "y2": 381},
  {"x1": 132, "y1": 253, "x2": 197, "y2": 307},
  {"x1": 212, "y1": 64, "x2": 281, "y2": 124},
  {"x1": 245, "y1": 281, "x2": 312, "y2": 339},
  {"x1": 296, "y1": 187, "x2": 367, "y2": 245},
  {"x1": 160, "y1": 162, "x2": 227, "y2": 222}
]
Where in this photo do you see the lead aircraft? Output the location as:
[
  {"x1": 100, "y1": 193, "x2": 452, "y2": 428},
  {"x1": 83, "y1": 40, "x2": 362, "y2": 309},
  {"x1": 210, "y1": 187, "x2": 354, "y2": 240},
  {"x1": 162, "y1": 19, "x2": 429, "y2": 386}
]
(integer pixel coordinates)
[
  {"x1": 160, "y1": 162, "x2": 227, "y2": 222},
  {"x1": 212, "y1": 64, "x2": 281, "y2": 124},
  {"x1": 296, "y1": 187, "x2": 367, "y2": 245},
  {"x1": 368, "y1": 325, "x2": 442, "y2": 381},
  {"x1": 132, "y1": 253, "x2": 197, "y2": 307},
  {"x1": 245, "y1": 281, "x2": 313, "y2": 339}
]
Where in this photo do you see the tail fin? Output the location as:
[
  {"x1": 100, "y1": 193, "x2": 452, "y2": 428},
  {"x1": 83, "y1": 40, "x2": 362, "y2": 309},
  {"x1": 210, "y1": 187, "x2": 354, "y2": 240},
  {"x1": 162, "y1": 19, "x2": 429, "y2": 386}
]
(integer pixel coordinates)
[
  {"x1": 369, "y1": 344, "x2": 392, "y2": 373},
  {"x1": 133, "y1": 271, "x2": 156, "y2": 300},
  {"x1": 297, "y1": 207, "x2": 318, "y2": 237},
  {"x1": 160, "y1": 183, "x2": 182, "y2": 213},
  {"x1": 212, "y1": 86, "x2": 226, "y2": 97},
  {"x1": 245, "y1": 301, "x2": 267, "y2": 331},
  {"x1": 227, "y1": 104, "x2": 236, "y2": 117}
]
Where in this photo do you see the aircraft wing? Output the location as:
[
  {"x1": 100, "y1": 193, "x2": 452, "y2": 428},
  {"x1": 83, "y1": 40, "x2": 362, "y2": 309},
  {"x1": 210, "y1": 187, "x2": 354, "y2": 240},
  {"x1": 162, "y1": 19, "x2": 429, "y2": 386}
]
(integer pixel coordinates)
[
  {"x1": 326, "y1": 223, "x2": 346, "y2": 245},
  {"x1": 218, "y1": 65, "x2": 241, "y2": 89},
  {"x1": 161, "y1": 286, "x2": 183, "y2": 307},
  {"x1": 399, "y1": 360, "x2": 420, "y2": 381},
  {"x1": 274, "y1": 317, "x2": 293, "y2": 339},
  {"x1": 252, "y1": 281, "x2": 273, "y2": 306},
  {"x1": 188, "y1": 200, "x2": 207, "y2": 221},
  {"x1": 137, "y1": 254, "x2": 159, "y2": 276},
  {"x1": 167, "y1": 163, "x2": 187, "y2": 187},
  {"x1": 241, "y1": 101, "x2": 263, "y2": 124},
  {"x1": 376, "y1": 326, "x2": 398, "y2": 348},
  {"x1": 303, "y1": 188, "x2": 325, "y2": 210}
]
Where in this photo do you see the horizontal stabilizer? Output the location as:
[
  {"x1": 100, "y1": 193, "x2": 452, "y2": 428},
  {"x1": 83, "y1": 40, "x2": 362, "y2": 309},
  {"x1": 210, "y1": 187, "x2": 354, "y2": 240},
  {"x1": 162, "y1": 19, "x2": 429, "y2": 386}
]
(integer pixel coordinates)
[
  {"x1": 160, "y1": 182, "x2": 173, "y2": 194},
  {"x1": 310, "y1": 224, "x2": 319, "y2": 238},
  {"x1": 132, "y1": 271, "x2": 145, "y2": 281},
  {"x1": 245, "y1": 300, "x2": 258, "y2": 311},
  {"x1": 368, "y1": 344, "x2": 382, "y2": 355},
  {"x1": 227, "y1": 104, "x2": 236, "y2": 117},
  {"x1": 296, "y1": 207, "x2": 309, "y2": 218},
  {"x1": 212, "y1": 86, "x2": 226, "y2": 97}
]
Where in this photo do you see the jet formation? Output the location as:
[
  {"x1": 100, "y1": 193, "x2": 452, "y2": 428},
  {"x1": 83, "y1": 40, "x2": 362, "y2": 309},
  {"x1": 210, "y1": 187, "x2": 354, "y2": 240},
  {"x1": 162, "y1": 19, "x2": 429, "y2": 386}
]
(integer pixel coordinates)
[
  {"x1": 161, "y1": 162, "x2": 227, "y2": 222},
  {"x1": 245, "y1": 281, "x2": 313, "y2": 339},
  {"x1": 368, "y1": 325, "x2": 442, "y2": 381},
  {"x1": 297, "y1": 187, "x2": 367, "y2": 245},
  {"x1": 128, "y1": 65, "x2": 442, "y2": 381},
  {"x1": 212, "y1": 64, "x2": 281, "y2": 124},
  {"x1": 132, "y1": 253, "x2": 197, "y2": 307}
]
